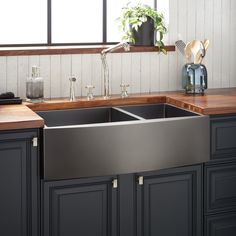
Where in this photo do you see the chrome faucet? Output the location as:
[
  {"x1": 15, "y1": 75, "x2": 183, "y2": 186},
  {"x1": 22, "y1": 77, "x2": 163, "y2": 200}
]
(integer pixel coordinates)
[{"x1": 101, "y1": 42, "x2": 130, "y2": 99}]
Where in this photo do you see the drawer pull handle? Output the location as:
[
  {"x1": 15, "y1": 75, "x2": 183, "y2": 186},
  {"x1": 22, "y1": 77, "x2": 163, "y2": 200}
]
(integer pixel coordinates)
[
  {"x1": 112, "y1": 179, "x2": 118, "y2": 188},
  {"x1": 138, "y1": 176, "x2": 144, "y2": 185}
]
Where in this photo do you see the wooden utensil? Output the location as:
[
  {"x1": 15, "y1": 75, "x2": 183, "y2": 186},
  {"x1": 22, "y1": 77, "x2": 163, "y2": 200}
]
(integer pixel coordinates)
[
  {"x1": 184, "y1": 40, "x2": 202, "y2": 63},
  {"x1": 194, "y1": 39, "x2": 209, "y2": 64},
  {"x1": 203, "y1": 39, "x2": 209, "y2": 51}
]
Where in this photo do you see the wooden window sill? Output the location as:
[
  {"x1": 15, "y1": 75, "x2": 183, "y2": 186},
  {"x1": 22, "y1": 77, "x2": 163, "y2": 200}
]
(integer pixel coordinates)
[{"x1": 0, "y1": 45, "x2": 175, "y2": 56}]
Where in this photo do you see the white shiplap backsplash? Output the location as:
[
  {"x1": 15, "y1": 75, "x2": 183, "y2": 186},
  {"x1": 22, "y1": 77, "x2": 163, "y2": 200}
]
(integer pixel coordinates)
[{"x1": 0, "y1": 0, "x2": 235, "y2": 99}]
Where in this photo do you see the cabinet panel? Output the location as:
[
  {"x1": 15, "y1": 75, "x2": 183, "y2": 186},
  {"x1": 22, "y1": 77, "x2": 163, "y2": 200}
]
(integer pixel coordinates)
[
  {"x1": 205, "y1": 212, "x2": 236, "y2": 236},
  {"x1": 137, "y1": 165, "x2": 202, "y2": 236},
  {"x1": 211, "y1": 116, "x2": 236, "y2": 160},
  {"x1": 43, "y1": 177, "x2": 117, "y2": 236},
  {"x1": 0, "y1": 130, "x2": 39, "y2": 236},
  {"x1": 0, "y1": 141, "x2": 27, "y2": 236},
  {"x1": 205, "y1": 163, "x2": 236, "y2": 213}
]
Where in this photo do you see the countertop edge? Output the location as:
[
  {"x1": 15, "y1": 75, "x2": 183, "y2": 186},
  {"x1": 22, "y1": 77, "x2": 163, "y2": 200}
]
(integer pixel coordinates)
[{"x1": 1, "y1": 88, "x2": 236, "y2": 131}]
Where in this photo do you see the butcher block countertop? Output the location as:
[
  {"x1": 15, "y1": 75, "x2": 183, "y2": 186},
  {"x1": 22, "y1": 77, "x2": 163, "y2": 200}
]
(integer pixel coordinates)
[
  {"x1": 27, "y1": 88, "x2": 236, "y2": 115},
  {"x1": 0, "y1": 104, "x2": 44, "y2": 131},
  {"x1": 0, "y1": 88, "x2": 236, "y2": 131}
]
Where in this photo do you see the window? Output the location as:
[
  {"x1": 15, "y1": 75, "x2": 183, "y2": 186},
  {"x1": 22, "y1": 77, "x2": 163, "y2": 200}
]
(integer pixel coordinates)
[
  {"x1": 51, "y1": 0, "x2": 103, "y2": 44},
  {"x1": 0, "y1": 0, "x2": 168, "y2": 46},
  {"x1": 0, "y1": 0, "x2": 47, "y2": 45}
]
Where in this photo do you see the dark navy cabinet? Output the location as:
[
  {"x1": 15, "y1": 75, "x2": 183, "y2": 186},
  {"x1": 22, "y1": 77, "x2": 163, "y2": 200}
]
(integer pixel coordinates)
[
  {"x1": 204, "y1": 114, "x2": 236, "y2": 236},
  {"x1": 210, "y1": 115, "x2": 236, "y2": 160},
  {"x1": 205, "y1": 212, "x2": 236, "y2": 236},
  {"x1": 42, "y1": 165, "x2": 202, "y2": 236},
  {"x1": 136, "y1": 165, "x2": 202, "y2": 236},
  {"x1": 42, "y1": 176, "x2": 118, "y2": 236},
  {"x1": 205, "y1": 162, "x2": 236, "y2": 214},
  {"x1": 0, "y1": 130, "x2": 40, "y2": 236}
]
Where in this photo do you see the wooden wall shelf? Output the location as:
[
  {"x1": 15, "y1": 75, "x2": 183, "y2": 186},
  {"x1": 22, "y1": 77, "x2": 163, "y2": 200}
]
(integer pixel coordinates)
[{"x1": 0, "y1": 45, "x2": 175, "y2": 56}]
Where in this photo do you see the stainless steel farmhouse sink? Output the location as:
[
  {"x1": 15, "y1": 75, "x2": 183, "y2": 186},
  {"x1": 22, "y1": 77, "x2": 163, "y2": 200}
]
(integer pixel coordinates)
[{"x1": 37, "y1": 104, "x2": 210, "y2": 180}]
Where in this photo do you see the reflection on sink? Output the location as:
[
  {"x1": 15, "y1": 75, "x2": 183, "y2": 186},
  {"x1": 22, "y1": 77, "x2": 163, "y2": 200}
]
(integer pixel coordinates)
[
  {"x1": 37, "y1": 107, "x2": 139, "y2": 127},
  {"x1": 118, "y1": 104, "x2": 198, "y2": 119}
]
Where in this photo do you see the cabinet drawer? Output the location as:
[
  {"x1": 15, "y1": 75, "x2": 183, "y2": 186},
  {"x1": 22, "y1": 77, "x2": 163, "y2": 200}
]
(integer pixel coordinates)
[
  {"x1": 211, "y1": 116, "x2": 236, "y2": 160},
  {"x1": 205, "y1": 212, "x2": 236, "y2": 236},
  {"x1": 205, "y1": 163, "x2": 236, "y2": 213}
]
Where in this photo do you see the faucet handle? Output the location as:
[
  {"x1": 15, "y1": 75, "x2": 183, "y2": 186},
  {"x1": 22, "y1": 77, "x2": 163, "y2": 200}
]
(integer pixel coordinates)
[
  {"x1": 69, "y1": 77, "x2": 77, "y2": 101},
  {"x1": 85, "y1": 85, "x2": 95, "y2": 100},
  {"x1": 120, "y1": 84, "x2": 129, "y2": 98}
]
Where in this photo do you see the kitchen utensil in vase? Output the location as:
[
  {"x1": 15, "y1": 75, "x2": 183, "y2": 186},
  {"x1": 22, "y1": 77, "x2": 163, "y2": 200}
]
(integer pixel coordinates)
[{"x1": 175, "y1": 40, "x2": 186, "y2": 56}]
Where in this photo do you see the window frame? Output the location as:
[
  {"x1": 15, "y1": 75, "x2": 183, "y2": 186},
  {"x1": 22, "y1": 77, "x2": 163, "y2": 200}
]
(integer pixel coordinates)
[{"x1": 0, "y1": 0, "x2": 158, "y2": 47}]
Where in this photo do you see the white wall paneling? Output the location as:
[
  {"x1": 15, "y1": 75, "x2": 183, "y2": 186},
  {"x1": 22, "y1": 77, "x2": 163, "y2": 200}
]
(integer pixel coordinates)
[
  {"x1": 60, "y1": 55, "x2": 72, "y2": 98},
  {"x1": 39, "y1": 55, "x2": 51, "y2": 98},
  {"x1": 159, "y1": 53, "x2": 169, "y2": 91},
  {"x1": 81, "y1": 54, "x2": 92, "y2": 97},
  {"x1": 0, "y1": 0, "x2": 235, "y2": 98},
  {"x1": 130, "y1": 53, "x2": 141, "y2": 94},
  {"x1": 221, "y1": 0, "x2": 231, "y2": 88},
  {"x1": 6, "y1": 56, "x2": 18, "y2": 95},
  {"x1": 230, "y1": 0, "x2": 236, "y2": 87},
  {"x1": 0, "y1": 57, "x2": 7, "y2": 94},
  {"x1": 91, "y1": 54, "x2": 102, "y2": 96},
  {"x1": 140, "y1": 52, "x2": 151, "y2": 93},
  {"x1": 110, "y1": 53, "x2": 122, "y2": 95},
  {"x1": 150, "y1": 52, "x2": 160, "y2": 92},
  {"x1": 50, "y1": 55, "x2": 61, "y2": 98},
  {"x1": 212, "y1": 0, "x2": 222, "y2": 88},
  {"x1": 204, "y1": 0, "x2": 214, "y2": 88},
  {"x1": 71, "y1": 54, "x2": 82, "y2": 97},
  {"x1": 18, "y1": 56, "x2": 28, "y2": 98},
  {"x1": 121, "y1": 53, "x2": 132, "y2": 90}
]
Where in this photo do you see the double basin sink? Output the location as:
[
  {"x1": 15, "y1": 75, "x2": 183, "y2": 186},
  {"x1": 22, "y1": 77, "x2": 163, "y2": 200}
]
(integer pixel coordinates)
[{"x1": 37, "y1": 104, "x2": 209, "y2": 180}]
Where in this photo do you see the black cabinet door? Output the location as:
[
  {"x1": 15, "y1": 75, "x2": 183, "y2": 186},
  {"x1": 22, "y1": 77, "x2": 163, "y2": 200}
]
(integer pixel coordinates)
[
  {"x1": 205, "y1": 212, "x2": 236, "y2": 236},
  {"x1": 0, "y1": 130, "x2": 40, "y2": 236},
  {"x1": 43, "y1": 176, "x2": 118, "y2": 236},
  {"x1": 205, "y1": 162, "x2": 236, "y2": 214},
  {"x1": 211, "y1": 115, "x2": 236, "y2": 160},
  {"x1": 137, "y1": 165, "x2": 202, "y2": 236}
]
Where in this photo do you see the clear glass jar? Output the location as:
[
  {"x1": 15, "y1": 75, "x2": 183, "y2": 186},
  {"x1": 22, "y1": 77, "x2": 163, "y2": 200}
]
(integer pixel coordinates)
[{"x1": 26, "y1": 66, "x2": 44, "y2": 103}]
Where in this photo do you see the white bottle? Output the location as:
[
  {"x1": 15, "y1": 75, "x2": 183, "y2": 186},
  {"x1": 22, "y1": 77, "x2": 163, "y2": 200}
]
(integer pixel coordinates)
[{"x1": 26, "y1": 66, "x2": 44, "y2": 103}]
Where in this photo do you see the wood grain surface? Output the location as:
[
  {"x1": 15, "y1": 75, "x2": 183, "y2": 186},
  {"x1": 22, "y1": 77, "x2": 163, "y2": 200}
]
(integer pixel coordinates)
[
  {"x1": 0, "y1": 88, "x2": 235, "y2": 131},
  {"x1": 0, "y1": 45, "x2": 175, "y2": 56},
  {"x1": 27, "y1": 88, "x2": 236, "y2": 115},
  {"x1": 0, "y1": 105, "x2": 44, "y2": 131}
]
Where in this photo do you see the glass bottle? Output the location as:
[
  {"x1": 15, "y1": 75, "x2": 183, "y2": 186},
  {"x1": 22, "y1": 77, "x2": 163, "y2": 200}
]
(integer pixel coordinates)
[{"x1": 26, "y1": 66, "x2": 44, "y2": 103}]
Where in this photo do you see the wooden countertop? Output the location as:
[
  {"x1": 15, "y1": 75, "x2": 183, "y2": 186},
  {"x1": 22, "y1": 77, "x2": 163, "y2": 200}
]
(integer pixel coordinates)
[
  {"x1": 0, "y1": 105, "x2": 44, "y2": 131},
  {"x1": 166, "y1": 88, "x2": 236, "y2": 115},
  {"x1": 27, "y1": 88, "x2": 236, "y2": 115},
  {"x1": 0, "y1": 88, "x2": 235, "y2": 131}
]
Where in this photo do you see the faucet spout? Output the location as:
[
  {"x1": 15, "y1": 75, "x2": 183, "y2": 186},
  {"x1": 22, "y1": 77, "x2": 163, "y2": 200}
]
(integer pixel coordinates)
[
  {"x1": 101, "y1": 42, "x2": 130, "y2": 55},
  {"x1": 101, "y1": 42, "x2": 130, "y2": 99}
]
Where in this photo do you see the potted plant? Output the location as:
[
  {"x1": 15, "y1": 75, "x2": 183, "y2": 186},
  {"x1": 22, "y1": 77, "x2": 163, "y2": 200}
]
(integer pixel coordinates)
[{"x1": 118, "y1": 3, "x2": 167, "y2": 53}]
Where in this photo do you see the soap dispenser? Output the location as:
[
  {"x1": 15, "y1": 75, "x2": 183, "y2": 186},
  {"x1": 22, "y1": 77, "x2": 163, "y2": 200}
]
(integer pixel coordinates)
[{"x1": 26, "y1": 66, "x2": 44, "y2": 103}]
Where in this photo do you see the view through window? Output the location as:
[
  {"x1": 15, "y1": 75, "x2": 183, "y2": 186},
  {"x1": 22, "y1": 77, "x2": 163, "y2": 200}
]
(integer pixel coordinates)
[{"x1": 0, "y1": 0, "x2": 169, "y2": 46}]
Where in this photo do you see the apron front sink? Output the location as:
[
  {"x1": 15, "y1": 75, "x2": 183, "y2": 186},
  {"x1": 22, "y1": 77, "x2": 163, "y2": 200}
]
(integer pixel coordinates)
[{"x1": 37, "y1": 104, "x2": 210, "y2": 180}]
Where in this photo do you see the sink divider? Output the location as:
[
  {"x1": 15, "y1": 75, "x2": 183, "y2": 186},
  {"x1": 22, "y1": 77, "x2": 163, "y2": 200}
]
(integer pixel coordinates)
[{"x1": 112, "y1": 107, "x2": 146, "y2": 121}]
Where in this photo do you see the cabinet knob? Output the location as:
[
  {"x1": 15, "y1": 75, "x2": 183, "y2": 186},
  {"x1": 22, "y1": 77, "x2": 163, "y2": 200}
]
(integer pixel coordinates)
[
  {"x1": 112, "y1": 179, "x2": 118, "y2": 188},
  {"x1": 138, "y1": 176, "x2": 144, "y2": 185}
]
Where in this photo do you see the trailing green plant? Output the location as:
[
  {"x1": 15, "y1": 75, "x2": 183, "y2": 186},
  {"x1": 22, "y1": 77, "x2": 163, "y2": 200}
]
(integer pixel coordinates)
[{"x1": 118, "y1": 3, "x2": 167, "y2": 53}]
